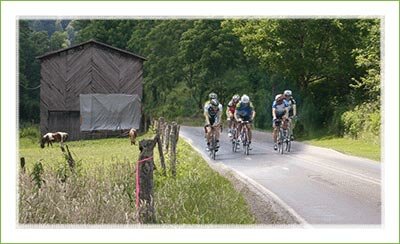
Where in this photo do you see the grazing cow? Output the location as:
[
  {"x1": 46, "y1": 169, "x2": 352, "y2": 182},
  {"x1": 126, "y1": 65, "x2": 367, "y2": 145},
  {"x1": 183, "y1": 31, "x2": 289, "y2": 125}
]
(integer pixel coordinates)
[
  {"x1": 129, "y1": 128, "x2": 138, "y2": 145},
  {"x1": 40, "y1": 132, "x2": 68, "y2": 148}
]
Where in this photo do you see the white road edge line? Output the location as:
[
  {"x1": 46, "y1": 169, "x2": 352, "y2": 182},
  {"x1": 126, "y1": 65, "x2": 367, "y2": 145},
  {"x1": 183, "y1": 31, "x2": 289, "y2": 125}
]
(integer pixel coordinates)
[{"x1": 180, "y1": 134, "x2": 311, "y2": 228}]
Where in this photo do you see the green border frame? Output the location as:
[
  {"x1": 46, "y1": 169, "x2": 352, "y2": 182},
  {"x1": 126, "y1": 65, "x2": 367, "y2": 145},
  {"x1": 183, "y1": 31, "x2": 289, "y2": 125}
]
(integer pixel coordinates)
[{"x1": 2, "y1": 1, "x2": 399, "y2": 243}]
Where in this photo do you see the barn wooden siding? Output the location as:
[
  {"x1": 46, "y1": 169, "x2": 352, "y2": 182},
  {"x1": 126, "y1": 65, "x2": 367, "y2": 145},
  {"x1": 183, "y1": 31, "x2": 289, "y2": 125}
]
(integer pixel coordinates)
[{"x1": 38, "y1": 40, "x2": 146, "y2": 140}]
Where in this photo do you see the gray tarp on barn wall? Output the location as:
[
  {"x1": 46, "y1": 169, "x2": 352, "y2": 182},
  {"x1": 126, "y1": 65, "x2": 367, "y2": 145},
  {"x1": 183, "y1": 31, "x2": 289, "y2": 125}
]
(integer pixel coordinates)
[{"x1": 80, "y1": 94, "x2": 141, "y2": 131}]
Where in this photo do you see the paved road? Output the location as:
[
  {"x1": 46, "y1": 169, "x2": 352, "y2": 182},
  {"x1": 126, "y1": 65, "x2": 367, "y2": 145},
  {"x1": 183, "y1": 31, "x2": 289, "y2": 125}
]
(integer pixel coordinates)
[{"x1": 180, "y1": 126, "x2": 381, "y2": 225}]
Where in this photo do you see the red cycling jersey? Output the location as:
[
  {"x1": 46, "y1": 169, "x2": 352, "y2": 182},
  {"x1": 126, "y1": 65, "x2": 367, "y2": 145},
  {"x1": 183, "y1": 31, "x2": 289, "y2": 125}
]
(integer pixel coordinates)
[{"x1": 227, "y1": 100, "x2": 238, "y2": 115}]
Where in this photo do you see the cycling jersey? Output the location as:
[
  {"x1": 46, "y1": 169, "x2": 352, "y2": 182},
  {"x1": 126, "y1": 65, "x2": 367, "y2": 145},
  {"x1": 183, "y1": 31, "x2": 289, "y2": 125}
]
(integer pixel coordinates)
[
  {"x1": 235, "y1": 102, "x2": 254, "y2": 121},
  {"x1": 272, "y1": 100, "x2": 289, "y2": 117},
  {"x1": 227, "y1": 99, "x2": 239, "y2": 115},
  {"x1": 204, "y1": 101, "x2": 223, "y2": 125}
]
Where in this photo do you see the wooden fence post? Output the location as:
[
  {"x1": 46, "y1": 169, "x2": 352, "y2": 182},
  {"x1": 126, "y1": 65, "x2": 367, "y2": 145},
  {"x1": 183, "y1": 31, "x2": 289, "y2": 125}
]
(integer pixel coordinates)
[
  {"x1": 170, "y1": 122, "x2": 178, "y2": 177},
  {"x1": 61, "y1": 145, "x2": 75, "y2": 171},
  {"x1": 20, "y1": 157, "x2": 26, "y2": 174},
  {"x1": 155, "y1": 134, "x2": 166, "y2": 175},
  {"x1": 164, "y1": 124, "x2": 171, "y2": 153},
  {"x1": 136, "y1": 139, "x2": 156, "y2": 223},
  {"x1": 158, "y1": 117, "x2": 165, "y2": 145}
]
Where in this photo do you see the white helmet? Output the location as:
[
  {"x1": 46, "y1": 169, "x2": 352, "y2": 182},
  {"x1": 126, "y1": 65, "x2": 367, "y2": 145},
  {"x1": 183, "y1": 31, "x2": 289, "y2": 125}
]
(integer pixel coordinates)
[
  {"x1": 241, "y1": 94, "x2": 250, "y2": 103},
  {"x1": 210, "y1": 98, "x2": 219, "y2": 107},
  {"x1": 209, "y1": 92, "x2": 218, "y2": 100},
  {"x1": 232, "y1": 94, "x2": 240, "y2": 102},
  {"x1": 284, "y1": 90, "x2": 292, "y2": 96},
  {"x1": 275, "y1": 94, "x2": 283, "y2": 101}
]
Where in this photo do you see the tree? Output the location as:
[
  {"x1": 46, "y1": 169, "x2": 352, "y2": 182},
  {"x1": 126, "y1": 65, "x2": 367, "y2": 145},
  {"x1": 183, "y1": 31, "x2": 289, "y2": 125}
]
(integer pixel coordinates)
[
  {"x1": 225, "y1": 19, "x2": 366, "y2": 135},
  {"x1": 179, "y1": 20, "x2": 245, "y2": 109},
  {"x1": 351, "y1": 19, "x2": 380, "y2": 105},
  {"x1": 19, "y1": 21, "x2": 50, "y2": 123},
  {"x1": 50, "y1": 31, "x2": 69, "y2": 50}
]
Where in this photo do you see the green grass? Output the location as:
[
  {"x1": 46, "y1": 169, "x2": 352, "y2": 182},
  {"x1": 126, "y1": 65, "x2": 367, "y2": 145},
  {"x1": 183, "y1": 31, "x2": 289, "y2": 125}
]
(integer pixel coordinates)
[
  {"x1": 303, "y1": 136, "x2": 380, "y2": 162},
  {"x1": 18, "y1": 126, "x2": 255, "y2": 224}
]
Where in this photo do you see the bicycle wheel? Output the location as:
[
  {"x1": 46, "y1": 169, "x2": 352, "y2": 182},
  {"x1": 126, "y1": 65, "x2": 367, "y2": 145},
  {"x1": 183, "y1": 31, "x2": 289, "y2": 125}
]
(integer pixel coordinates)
[
  {"x1": 242, "y1": 130, "x2": 247, "y2": 155},
  {"x1": 282, "y1": 129, "x2": 288, "y2": 151},
  {"x1": 231, "y1": 129, "x2": 237, "y2": 152},
  {"x1": 212, "y1": 134, "x2": 216, "y2": 160},
  {"x1": 278, "y1": 129, "x2": 284, "y2": 154}
]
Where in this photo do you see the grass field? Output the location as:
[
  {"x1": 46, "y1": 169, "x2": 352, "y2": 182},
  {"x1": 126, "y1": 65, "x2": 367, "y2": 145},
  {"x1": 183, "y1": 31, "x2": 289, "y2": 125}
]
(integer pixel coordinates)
[
  {"x1": 303, "y1": 136, "x2": 380, "y2": 162},
  {"x1": 18, "y1": 128, "x2": 255, "y2": 224}
]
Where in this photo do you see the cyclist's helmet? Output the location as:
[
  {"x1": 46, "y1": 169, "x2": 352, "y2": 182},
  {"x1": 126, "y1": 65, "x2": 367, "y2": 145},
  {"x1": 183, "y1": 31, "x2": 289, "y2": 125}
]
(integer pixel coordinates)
[
  {"x1": 241, "y1": 94, "x2": 250, "y2": 104},
  {"x1": 232, "y1": 94, "x2": 240, "y2": 102},
  {"x1": 284, "y1": 90, "x2": 292, "y2": 97},
  {"x1": 275, "y1": 94, "x2": 284, "y2": 102},
  {"x1": 210, "y1": 98, "x2": 219, "y2": 108},
  {"x1": 209, "y1": 92, "x2": 218, "y2": 100}
]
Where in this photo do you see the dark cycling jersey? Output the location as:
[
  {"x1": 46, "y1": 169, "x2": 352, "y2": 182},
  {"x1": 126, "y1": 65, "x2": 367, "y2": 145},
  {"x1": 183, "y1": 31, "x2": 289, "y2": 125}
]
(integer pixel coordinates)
[
  {"x1": 236, "y1": 102, "x2": 254, "y2": 121},
  {"x1": 285, "y1": 97, "x2": 296, "y2": 117}
]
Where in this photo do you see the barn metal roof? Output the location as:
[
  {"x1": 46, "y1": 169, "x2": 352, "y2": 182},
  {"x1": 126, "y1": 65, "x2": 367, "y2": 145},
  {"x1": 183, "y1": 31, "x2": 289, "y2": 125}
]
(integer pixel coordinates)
[{"x1": 36, "y1": 39, "x2": 147, "y2": 61}]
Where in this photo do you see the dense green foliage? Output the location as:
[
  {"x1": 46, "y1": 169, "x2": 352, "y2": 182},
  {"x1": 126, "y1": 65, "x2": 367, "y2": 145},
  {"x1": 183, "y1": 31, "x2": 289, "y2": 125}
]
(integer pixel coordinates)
[
  {"x1": 19, "y1": 127, "x2": 255, "y2": 224},
  {"x1": 19, "y1": 19, "x2": 380, "y2": 143}
]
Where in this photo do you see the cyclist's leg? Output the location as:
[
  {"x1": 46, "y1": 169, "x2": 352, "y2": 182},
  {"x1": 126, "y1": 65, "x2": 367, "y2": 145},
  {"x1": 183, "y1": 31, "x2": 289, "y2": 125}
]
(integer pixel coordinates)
[
  {"x1": 233, "y1": 119, "x2": 239, "y2": 141},
  {"x1": 206, "y1": 126, "x2": 212, "y2": 144},
  {"x1": 246, "y1": 118, "x2": 252, "y2": 143},
  {"x1": 236, "y1": 121, "x2": 243, "y2": 141},
  {"x1": 228, "y1": 112, "x2": 234, "y2": 136},
  {"x1": 272, "y1": 119, "x2": 277, "y2": 147},
  {"x1": 206, "y1": 118, "x2": 215, "y2": 146},
  {"x1": 228, "y1": 112, "x2": 233, "y2": 129},
  {"x1": 216, "y1": 125, "x2": 221, "y2": 144},
  {"x1": 290, "y1": 117, "x2": 296, "y2": 140},
  {"x1": 247, "y1": 123, "x2": 252, "y2": 149}
]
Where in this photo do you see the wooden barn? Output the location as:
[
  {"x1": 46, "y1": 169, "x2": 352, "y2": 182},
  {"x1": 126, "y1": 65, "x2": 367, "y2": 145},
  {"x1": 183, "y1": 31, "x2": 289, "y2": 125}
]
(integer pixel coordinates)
[{"x1": 37, "y1": 39, "x2": 146, "y2": 140}]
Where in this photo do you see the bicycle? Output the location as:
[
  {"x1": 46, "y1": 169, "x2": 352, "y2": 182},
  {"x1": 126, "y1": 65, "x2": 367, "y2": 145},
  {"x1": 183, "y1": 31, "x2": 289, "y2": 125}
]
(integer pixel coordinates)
[
  {"x1": 239, "y1": 120, "x2": 251, "y2": 155},
  {"x1": 275, "y1": 119, "x2": 290, "y2": 154},
  {"x1": 230, "y1": 119, "x2": 239, "y2": 152},
  {"x1": 207, "y1": 124, "x2": 220, "y2": 160}
]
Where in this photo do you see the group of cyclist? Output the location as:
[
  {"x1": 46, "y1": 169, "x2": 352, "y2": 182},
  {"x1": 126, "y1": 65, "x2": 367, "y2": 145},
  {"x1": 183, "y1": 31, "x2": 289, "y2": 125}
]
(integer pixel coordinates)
[{"x1": 203, "y1": 90, "x2": 297, "y2": 152}]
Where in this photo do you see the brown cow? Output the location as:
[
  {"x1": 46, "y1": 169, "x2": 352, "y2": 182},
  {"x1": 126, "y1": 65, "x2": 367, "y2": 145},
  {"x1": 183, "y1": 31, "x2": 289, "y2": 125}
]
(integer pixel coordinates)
[
  {"x1": 129, "y1": 128, "x2": 138, "y2": 145},
  {"x1": 40, "y1": 132, "x2": 68, "y2": 148}
]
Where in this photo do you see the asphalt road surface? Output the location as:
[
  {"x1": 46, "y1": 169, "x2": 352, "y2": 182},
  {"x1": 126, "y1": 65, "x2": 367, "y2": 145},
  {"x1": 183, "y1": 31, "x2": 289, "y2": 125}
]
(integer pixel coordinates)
[{"x1": 180, "y1": 126, "x2": 381, "y2": 225}]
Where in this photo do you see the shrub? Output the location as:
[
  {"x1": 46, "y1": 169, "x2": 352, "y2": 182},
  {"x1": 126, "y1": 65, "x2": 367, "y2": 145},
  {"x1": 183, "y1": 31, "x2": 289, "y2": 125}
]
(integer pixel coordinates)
[
  {"x1": 20, "y1": 124, "x2": 40, "y2": 139},
  {"x1": 341, "y1": 102, "x2": 380, "y2": 144}
]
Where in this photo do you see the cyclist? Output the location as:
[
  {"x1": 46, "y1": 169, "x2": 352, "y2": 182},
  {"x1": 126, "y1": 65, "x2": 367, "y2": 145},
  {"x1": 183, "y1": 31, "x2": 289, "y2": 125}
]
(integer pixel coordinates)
[
  {"x1": 272, "y1": 94, "x2": 289, "y2": 150},
  {"x1": 226, "y1": 94, "x2": 241, "y2": 138},
  {"x1": 203, "y1": 92, "x2": 218, "y2": 139},
  {"x1": 234, "y1": 94, "x2": 256, "y2": 148},
  {"x1": 283, "y1": 90, "x2": 297, "y2": 141},
  {"x1": 204, "y1": 98, "x2": 223, "y2": 151}
]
